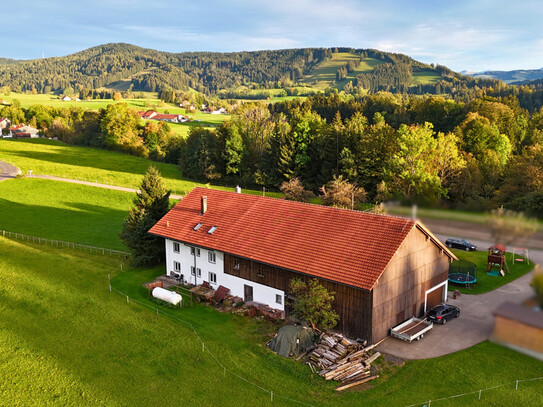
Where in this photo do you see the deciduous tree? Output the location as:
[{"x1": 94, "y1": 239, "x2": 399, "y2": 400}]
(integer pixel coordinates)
[{"x1": 289, "y1": 278, "x2": 339, "y2": 331}]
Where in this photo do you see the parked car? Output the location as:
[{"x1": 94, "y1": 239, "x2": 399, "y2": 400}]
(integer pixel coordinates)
[
  {"x1": 426, "y1": 304, "x2": 460, "y2": 325},
  {"x1": 445, "y1": 238, "x2": 477, "y2": 251}
]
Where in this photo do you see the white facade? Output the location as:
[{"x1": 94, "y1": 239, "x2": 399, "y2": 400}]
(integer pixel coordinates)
[{"x1": 165, "y1": 238, "x2": 285, "y2": 311}]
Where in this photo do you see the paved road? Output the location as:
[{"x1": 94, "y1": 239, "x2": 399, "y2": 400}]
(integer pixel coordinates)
[
  {"x1": 376, "y1": 234, "x2": 541, "y2": 360},
  {"x1": 0, "y1": 161, "x2": 19, "y2": 181}
]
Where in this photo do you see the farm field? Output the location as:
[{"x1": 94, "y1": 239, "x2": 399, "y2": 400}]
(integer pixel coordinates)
[
  {"x1": 1, "y1": 238, "x2": 542, "y2": 407},
  {"x1": 2, "y1": 92, "x2": 161, "y2": 110},
  {"x1": 451, "y1": 249, "x2": 534, "y2": 294},
  {"x1": 0, "y1": 139, "x2": 281, "y2": 198},
  {"x1": 0, "y1": 178, "x2": 132, "y2": 250},
  {"x1": 301, "y1": 52, "x2": 385, "y2": 90}
]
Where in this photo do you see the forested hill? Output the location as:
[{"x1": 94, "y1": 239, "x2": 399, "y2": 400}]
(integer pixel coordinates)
[
  {"x1": 0, "y1": 43, "x2": 331, "y2": 94},
  {"x1": 0, "y1": 43, "x2": 502, "y2": 96}
]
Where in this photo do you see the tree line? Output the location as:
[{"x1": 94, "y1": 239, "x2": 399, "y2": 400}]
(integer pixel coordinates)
[
  {"x1": 179, "y1": 93, "x2": 543, "y2": 216},
  {"x1": 2, "y1": 91, "x2": 542, "y2": 216}
]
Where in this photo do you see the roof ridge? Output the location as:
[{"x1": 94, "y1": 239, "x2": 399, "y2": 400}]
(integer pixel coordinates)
[{"x1": 191, "y1": 186, "x2": 414, "y2": 223}]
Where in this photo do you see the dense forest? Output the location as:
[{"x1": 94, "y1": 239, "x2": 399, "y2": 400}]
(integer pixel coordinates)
[{"x1": 2, "y1": 91, "x2": 542, "y2": 216}]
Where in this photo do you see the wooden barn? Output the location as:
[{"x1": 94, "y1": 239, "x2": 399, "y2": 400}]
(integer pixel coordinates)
[{"x1": 149, "y1": 187, "x2": 456, "y2": 343}]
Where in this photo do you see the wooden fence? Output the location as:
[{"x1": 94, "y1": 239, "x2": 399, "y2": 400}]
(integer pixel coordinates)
[{"x1": 0, "y1": 230, "x2": 130, "y2": 257}]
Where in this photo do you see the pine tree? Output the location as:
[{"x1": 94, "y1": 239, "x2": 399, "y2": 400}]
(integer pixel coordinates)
[{"x1": 120, "y1": 166, "x2": 171, "y2": 267}]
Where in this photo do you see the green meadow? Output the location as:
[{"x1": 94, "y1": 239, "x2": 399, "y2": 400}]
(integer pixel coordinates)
[
  {"x1": 1, "y1": 237, "x2": 542, "y2": 406},
  {"x1": 0, "y1": 138, "x2": 281, "y2": 197},
  {"x1": 301, "y1": 52, "x2": 385, "y2": 90},
  {"x1": 0, "y1": 178, "x2": 131, "y2": 250},
  {"x1": 411, "y1": 69, "x2": 443, "y2": 85}
]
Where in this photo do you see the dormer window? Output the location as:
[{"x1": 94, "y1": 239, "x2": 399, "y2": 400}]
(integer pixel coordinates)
[
  {"x1": 208, "y1": 226, "x2": 218, "y2": 234},
  {"x1": 194, "y1": 223, "x2": 203, "y2": 231}
]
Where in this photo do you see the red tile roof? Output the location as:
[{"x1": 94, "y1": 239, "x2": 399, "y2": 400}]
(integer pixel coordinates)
[
  {"x1": 153, "y1": 113, "x2": 180, "y2": 120},
  {"x1": 149, "y1": 188, "x2": 451, "y2": 290}
]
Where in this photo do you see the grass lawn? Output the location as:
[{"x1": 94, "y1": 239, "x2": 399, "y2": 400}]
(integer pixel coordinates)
[
  {"x1": 2, "y1": 238, "x2": 542, "y2": 406},
  {"x1": 0, "y1": 178, "x2": 132, "y2": 250},
  {"x1": 0, "y1": 138, "x2": 282, "y2": 198},
  {"x1": 450, "y1": 249, "x2": 534, "y2": 294}
]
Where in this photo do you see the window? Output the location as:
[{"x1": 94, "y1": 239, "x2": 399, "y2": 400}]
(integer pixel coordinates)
[
  {"x1": 209, "y1": 272, "x2": 217, "y2": 284},
  {"x1": 208, "y1": 251, "x2": 216, "y2": 264},
  {"x1": 173, "y1": 242, "x2": 180, "y2": 253},
  {"x1": 276, "y1": 294, "x2": 282, "y2": 305},
  {"x1": 191, "y1": 247, "x2": 201, "y2": 257},
  {"x1": 174, "y1": 261, "x2": 181, "y2": 271},
  {"x1": 233, "y1": 258, "x2": 240, "y2": 270},
  {"x1": 257, "y1": 265, "x2": 264, "y2": 278},
  {"x1": 193, "y1": 222, "x2": 203, "y2": 231},
  {"x1": 196, "y1": 248, "x2": 200, "y2": 257},
  {"x1": 208, "y1": 226, "x2": 218, "y2": 234},
  {"x1": 191, "y1": 266, "x2": 196, "y2": 276},
  {"x1": 197, "y1": 268, "x2": 201, "y2": 278}
]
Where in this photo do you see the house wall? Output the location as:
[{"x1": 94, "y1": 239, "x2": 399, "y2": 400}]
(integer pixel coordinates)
[
  {"x1": 224, "y1": 254, "x2": 373, "y2": 341},
  {"x1": 371, "y1": 227, "x2": 450, "y2": 343},
  {"x1": 165, "y1": 239, "x2": 285, "y2": 310}
]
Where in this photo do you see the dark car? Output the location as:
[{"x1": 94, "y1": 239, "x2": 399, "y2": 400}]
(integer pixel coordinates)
[
  {"x1": 445, "y1": 238, "x2": 477, "y2": 251},
  {"x1": 426, "y1": 304, "x2": 460, "y2": 325}
]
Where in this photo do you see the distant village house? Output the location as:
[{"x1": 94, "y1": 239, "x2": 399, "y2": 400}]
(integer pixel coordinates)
[
  {"x1": 8, "y1": 124, "x2": 40, "y2": 138},
  {"x1": 137, "y1": 110, "x2": 188, "y2": 123}
]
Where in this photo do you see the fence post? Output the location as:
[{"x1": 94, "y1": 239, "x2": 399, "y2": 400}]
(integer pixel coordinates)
[
  {"x1": 127, "y1": 296, "x2": 129, "y2": 304},
  {"x1": 479, "y1": 389, "x2": 481, "y2": 400},
  {"x1": 516, "y1": 380, "x2": 518, "y2": 390},
  {"x1": 271, "y1": 391, "x2": 273, "y2": 402},
  {"x1": 109, "y1": 284, "x2": 111, "y2": 292},
  {"x1": 202, "y1": 343, "x2": 205, "y2": 352}
]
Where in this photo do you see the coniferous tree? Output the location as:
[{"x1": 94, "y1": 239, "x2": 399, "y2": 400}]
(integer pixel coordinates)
[{"x1": 120, "y1": 166, "x2": 171, "y2": 267}]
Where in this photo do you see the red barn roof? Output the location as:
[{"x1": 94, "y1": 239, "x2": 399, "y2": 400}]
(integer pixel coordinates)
[{"x1": 149, "y1": 188, "x2": 453, "y2": 290}]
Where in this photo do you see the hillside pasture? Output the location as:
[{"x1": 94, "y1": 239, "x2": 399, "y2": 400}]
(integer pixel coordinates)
[
  {"x1": 0, "y1": 138, "x2": 281, "y2": 197},
  {"x1": 0, "y1": 178, "x2": 131, "y2": 249},
  {"x1": 1, "y1": 238, "x2": 542, "y2": 406},
  {"x1": 301, "y1": 52, "x2": 385, "y2": 90},
  {"x1": 411, "y1": 69, "x2": 443, "y2": 85}
]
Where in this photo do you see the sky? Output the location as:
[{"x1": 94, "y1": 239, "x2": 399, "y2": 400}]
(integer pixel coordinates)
[{"x1": 1, "y1": 0, "x2": 542, "y2": 72}]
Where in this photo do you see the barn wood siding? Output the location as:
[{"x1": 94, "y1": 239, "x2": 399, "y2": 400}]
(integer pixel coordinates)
[
  {"x1": 224, "y1": 253, "x2": 372, "y2": 340},
  {"x1": 371, "y1": 227, "x2": 450, "y2": 343}
]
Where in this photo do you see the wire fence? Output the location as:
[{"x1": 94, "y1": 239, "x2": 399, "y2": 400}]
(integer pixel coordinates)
[
  {"x1": 404, "y1": 376, "x2": 543, "y2": 407},
  {"x1": 0, "y1": 230, "x2": 130, "y2": 257},
  {"x1": 107, "y1": 273, "x2": 314, "y2": 406}
]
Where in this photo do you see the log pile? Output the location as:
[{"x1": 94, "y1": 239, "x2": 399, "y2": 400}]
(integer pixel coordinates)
[{"x1": 305, "y1": 333, "x2": 380, "y2": 391}]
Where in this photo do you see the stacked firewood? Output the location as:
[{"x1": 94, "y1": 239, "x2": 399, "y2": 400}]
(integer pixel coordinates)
[{"x1": 305, "y1": 333, "x2": 380, "y2": 391}]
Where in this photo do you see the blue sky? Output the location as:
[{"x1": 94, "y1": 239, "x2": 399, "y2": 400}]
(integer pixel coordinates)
[{"x1": 1, "y1": 0, "x2": 542, "y2": 72}]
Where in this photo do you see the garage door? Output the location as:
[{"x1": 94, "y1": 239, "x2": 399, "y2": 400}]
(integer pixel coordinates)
[{"x1": 426, "y1": 286, "x2": 444, "y2": 310}]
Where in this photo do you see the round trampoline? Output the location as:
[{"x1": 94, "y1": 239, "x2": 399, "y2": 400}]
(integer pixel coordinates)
[
  {"x1": 448, "y1": 260, "x2": 478, "y2": 286},
  {"x1": 448, "y1": 272, "x2": 477, "y2": 284}
]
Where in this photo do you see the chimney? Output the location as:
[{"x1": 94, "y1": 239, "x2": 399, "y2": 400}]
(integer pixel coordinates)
[
  {"x1": 201, "y1": 196, "x2": 207, "y2": 214},
  {"x1": 235, "y1": 185, "x2": 241, "y2": 194}
]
